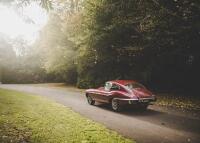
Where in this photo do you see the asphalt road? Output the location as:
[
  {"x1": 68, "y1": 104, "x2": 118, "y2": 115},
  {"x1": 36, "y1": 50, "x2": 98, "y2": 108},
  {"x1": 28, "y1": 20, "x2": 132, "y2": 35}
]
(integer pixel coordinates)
[{"x1": 0, "y1": 84, "x2": 200, "y2": 143}]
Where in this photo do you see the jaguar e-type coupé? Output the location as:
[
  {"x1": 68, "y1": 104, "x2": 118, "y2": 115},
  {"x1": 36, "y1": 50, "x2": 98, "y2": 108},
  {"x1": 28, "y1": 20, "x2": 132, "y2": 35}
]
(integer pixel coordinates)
[{"x1": 85, "y1": 80, "x2": 156, "y2": 111}]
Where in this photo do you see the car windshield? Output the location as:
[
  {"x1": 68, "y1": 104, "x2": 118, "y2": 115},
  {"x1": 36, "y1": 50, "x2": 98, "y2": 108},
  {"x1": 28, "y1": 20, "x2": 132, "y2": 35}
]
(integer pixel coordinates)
[{"x1": 125, "y1": 83, "x2": 145, "y2": 89}]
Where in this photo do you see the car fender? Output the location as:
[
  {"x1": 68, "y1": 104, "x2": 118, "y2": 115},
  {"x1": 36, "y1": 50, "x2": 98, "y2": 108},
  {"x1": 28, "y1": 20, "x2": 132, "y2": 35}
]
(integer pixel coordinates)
[{"x1": 108, "y1": 91, "x2": 130, "y2": 103}]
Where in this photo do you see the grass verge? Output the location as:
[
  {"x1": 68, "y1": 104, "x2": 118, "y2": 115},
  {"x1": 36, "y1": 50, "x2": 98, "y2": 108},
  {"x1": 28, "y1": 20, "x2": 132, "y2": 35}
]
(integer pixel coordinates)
[{"x1": 0, "y1": 88, "x2": 133, "y2": 143}]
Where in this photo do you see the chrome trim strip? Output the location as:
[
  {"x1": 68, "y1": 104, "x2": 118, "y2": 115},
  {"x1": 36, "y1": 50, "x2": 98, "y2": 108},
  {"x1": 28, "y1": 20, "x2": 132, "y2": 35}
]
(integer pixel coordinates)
[
  {"x1": 114, "y1": 98, "x2": 138, "y2": 101},
  {"x1": 114, "y1": 97, "x2": 156, "y2": 101},
  {"x1": 139, "y1": 97, "x2": 155, "y2": 100}
]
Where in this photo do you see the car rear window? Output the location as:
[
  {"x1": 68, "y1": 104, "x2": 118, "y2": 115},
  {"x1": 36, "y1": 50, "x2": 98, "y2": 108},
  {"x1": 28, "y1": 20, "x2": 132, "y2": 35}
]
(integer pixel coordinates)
[{"x1": 125, "y1": 83, "x2": 145, "y2": 89}]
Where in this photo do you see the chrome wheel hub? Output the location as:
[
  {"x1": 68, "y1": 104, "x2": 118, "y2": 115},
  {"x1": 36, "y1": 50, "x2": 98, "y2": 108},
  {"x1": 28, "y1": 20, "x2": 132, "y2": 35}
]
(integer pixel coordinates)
[
  {"x1": 87, "y1": 96, "x2": 92, "y2": 104},
  {"x1": 112, "y1": 100, "x2": 118, "y2": 110}
]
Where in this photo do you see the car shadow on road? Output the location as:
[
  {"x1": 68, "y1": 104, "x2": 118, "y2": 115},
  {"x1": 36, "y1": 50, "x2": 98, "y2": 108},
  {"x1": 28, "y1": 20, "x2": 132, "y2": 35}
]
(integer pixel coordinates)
[
  {"x1": 96, "y1": 103, "x2": 200, "y2": 134},
  {"x1": 96, "y1": 102, "x2": 163, "y2": 116}
]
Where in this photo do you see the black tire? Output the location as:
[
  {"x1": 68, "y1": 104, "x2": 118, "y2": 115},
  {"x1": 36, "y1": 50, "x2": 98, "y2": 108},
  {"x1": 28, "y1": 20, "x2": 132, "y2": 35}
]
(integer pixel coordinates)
[
  {"x1": 111, "y1": 99, "x2": 121, "y2": 112},
  {"x1": 86, "y1": 95, "x2": 95, "y2": 105},
  {"x1": 139, "y1": 104, "x2": 149, "y2": 110}
]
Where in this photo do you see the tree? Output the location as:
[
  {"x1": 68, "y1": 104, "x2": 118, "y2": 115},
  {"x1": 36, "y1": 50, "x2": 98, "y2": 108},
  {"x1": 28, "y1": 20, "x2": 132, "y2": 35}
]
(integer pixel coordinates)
[
  {"x1": 1, "y1": 0, "x2": 199, "y2": 93},
  {"x1": 76, "y1": 0, "x2": 200, "y2": 91},
  {"x1": 0, "y1": 35, "x2": 16, "y2": 83},
  {"x1": 0, "y1": 0, "x2": 52, "y2": 10},
  {"x1": 36, "y1": 13, "x2": 78, "y2": 84}
]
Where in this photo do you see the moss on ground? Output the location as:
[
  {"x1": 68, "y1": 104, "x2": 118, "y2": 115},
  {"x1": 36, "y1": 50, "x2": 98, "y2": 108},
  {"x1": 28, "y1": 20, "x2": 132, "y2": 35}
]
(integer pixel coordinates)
[{"x1": 156, "y1": 94, "x2": 200, "y2": 111}]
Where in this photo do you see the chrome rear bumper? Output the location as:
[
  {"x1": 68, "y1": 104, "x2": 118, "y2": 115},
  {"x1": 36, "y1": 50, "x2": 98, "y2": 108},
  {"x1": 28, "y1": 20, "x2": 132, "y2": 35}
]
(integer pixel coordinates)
[{"x1": 114, "y1": 96, "x2": 156, "y2": 105}]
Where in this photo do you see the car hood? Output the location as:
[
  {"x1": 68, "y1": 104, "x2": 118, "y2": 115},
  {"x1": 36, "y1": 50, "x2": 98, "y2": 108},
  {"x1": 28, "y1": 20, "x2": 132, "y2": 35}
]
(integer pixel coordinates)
[{"x1": 132, "y1": 88, "x2": 153, "y2": 98}]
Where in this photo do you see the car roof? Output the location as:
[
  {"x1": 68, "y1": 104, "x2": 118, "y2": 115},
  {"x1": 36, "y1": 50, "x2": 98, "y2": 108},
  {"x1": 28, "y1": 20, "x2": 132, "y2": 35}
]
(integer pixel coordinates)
[{"x1": 108, "y1": 80, "x2": 137, "y2": 85}]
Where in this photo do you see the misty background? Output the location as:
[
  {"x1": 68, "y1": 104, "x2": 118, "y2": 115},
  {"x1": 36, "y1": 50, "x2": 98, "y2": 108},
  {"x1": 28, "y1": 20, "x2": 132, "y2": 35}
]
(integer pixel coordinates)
[{"x1": 0, "y1": 0, "x2": 199, "y2": 94}]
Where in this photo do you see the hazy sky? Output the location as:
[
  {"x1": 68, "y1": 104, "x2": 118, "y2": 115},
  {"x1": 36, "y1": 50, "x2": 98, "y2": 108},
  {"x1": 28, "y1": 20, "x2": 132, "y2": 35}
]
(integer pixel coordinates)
[{"x1": 0, "y1": 2, "x2": 48, "y2": 44}]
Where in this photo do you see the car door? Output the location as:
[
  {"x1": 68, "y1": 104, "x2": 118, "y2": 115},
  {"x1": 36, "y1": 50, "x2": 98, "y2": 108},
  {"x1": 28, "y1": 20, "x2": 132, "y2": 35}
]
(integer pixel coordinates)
[
  {"x1": 96, "y1": 82, "x2": 122, "y2": 103},
  {"x1": 94, "y1": 82, "x2": 112, "y2": 103},
  {"x1": 107, "y1": 83, "x2": 122, "y2": 102}
]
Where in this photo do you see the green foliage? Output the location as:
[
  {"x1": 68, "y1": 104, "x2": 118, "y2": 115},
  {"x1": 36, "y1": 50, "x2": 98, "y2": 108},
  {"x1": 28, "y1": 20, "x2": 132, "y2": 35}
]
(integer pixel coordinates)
[
  {"x1": 0, "y1": 89, "x2": 133, "y2": 143},
  {"x1": 36, "y1": 13, "x2": 78, "y2": 84},
  {"x1": 0, "y1": 0, "x2": 52, "y2": 10},
  {"x1": 76, "y1": 0, "x2": 200, "y2": 91}
]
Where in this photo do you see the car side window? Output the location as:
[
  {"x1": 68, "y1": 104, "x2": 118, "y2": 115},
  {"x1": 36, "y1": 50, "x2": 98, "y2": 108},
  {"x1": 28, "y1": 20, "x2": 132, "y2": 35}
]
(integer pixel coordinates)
[
  {"x1": 110, "y1": 84, "x2": 120, "y2": 91},
  {"x1": 104, "y1": 82, "x2": 112, "y2": 91}
]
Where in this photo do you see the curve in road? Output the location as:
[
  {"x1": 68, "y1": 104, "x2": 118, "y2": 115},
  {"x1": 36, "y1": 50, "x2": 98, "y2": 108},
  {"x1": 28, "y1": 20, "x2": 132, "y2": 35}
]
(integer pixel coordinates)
[{"x1": 0, "y1": 84, "x2": 200, "y2": 143}]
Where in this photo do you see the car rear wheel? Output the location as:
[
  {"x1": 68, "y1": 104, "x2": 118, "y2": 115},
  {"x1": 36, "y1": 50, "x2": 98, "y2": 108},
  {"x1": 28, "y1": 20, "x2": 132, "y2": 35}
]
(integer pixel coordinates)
[
  {"x1": 111, "y1": 99, "x2": 121, "y2": 112},
  {"x1": 86, "y1": 95, "x2": 95, "y2": 105},
  {"x1": 139, "y1": 103, "x2": 149, "y2": 110}
]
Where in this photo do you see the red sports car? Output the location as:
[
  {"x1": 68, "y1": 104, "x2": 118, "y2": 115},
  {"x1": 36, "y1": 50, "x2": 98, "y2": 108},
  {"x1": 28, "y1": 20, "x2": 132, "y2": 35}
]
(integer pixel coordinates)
[{"x1": 85, "y1": 80, "x2": 156, "y2": 111}]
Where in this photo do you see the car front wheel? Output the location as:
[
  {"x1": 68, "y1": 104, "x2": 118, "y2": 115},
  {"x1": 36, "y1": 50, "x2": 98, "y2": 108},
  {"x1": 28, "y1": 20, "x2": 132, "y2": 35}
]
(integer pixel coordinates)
[
  {"x1": 111, "y1": 99, "x2": 121, "y2": 112},
  {"x1": 86, "y1": 95, "x2": 95, "y2": 105}
]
